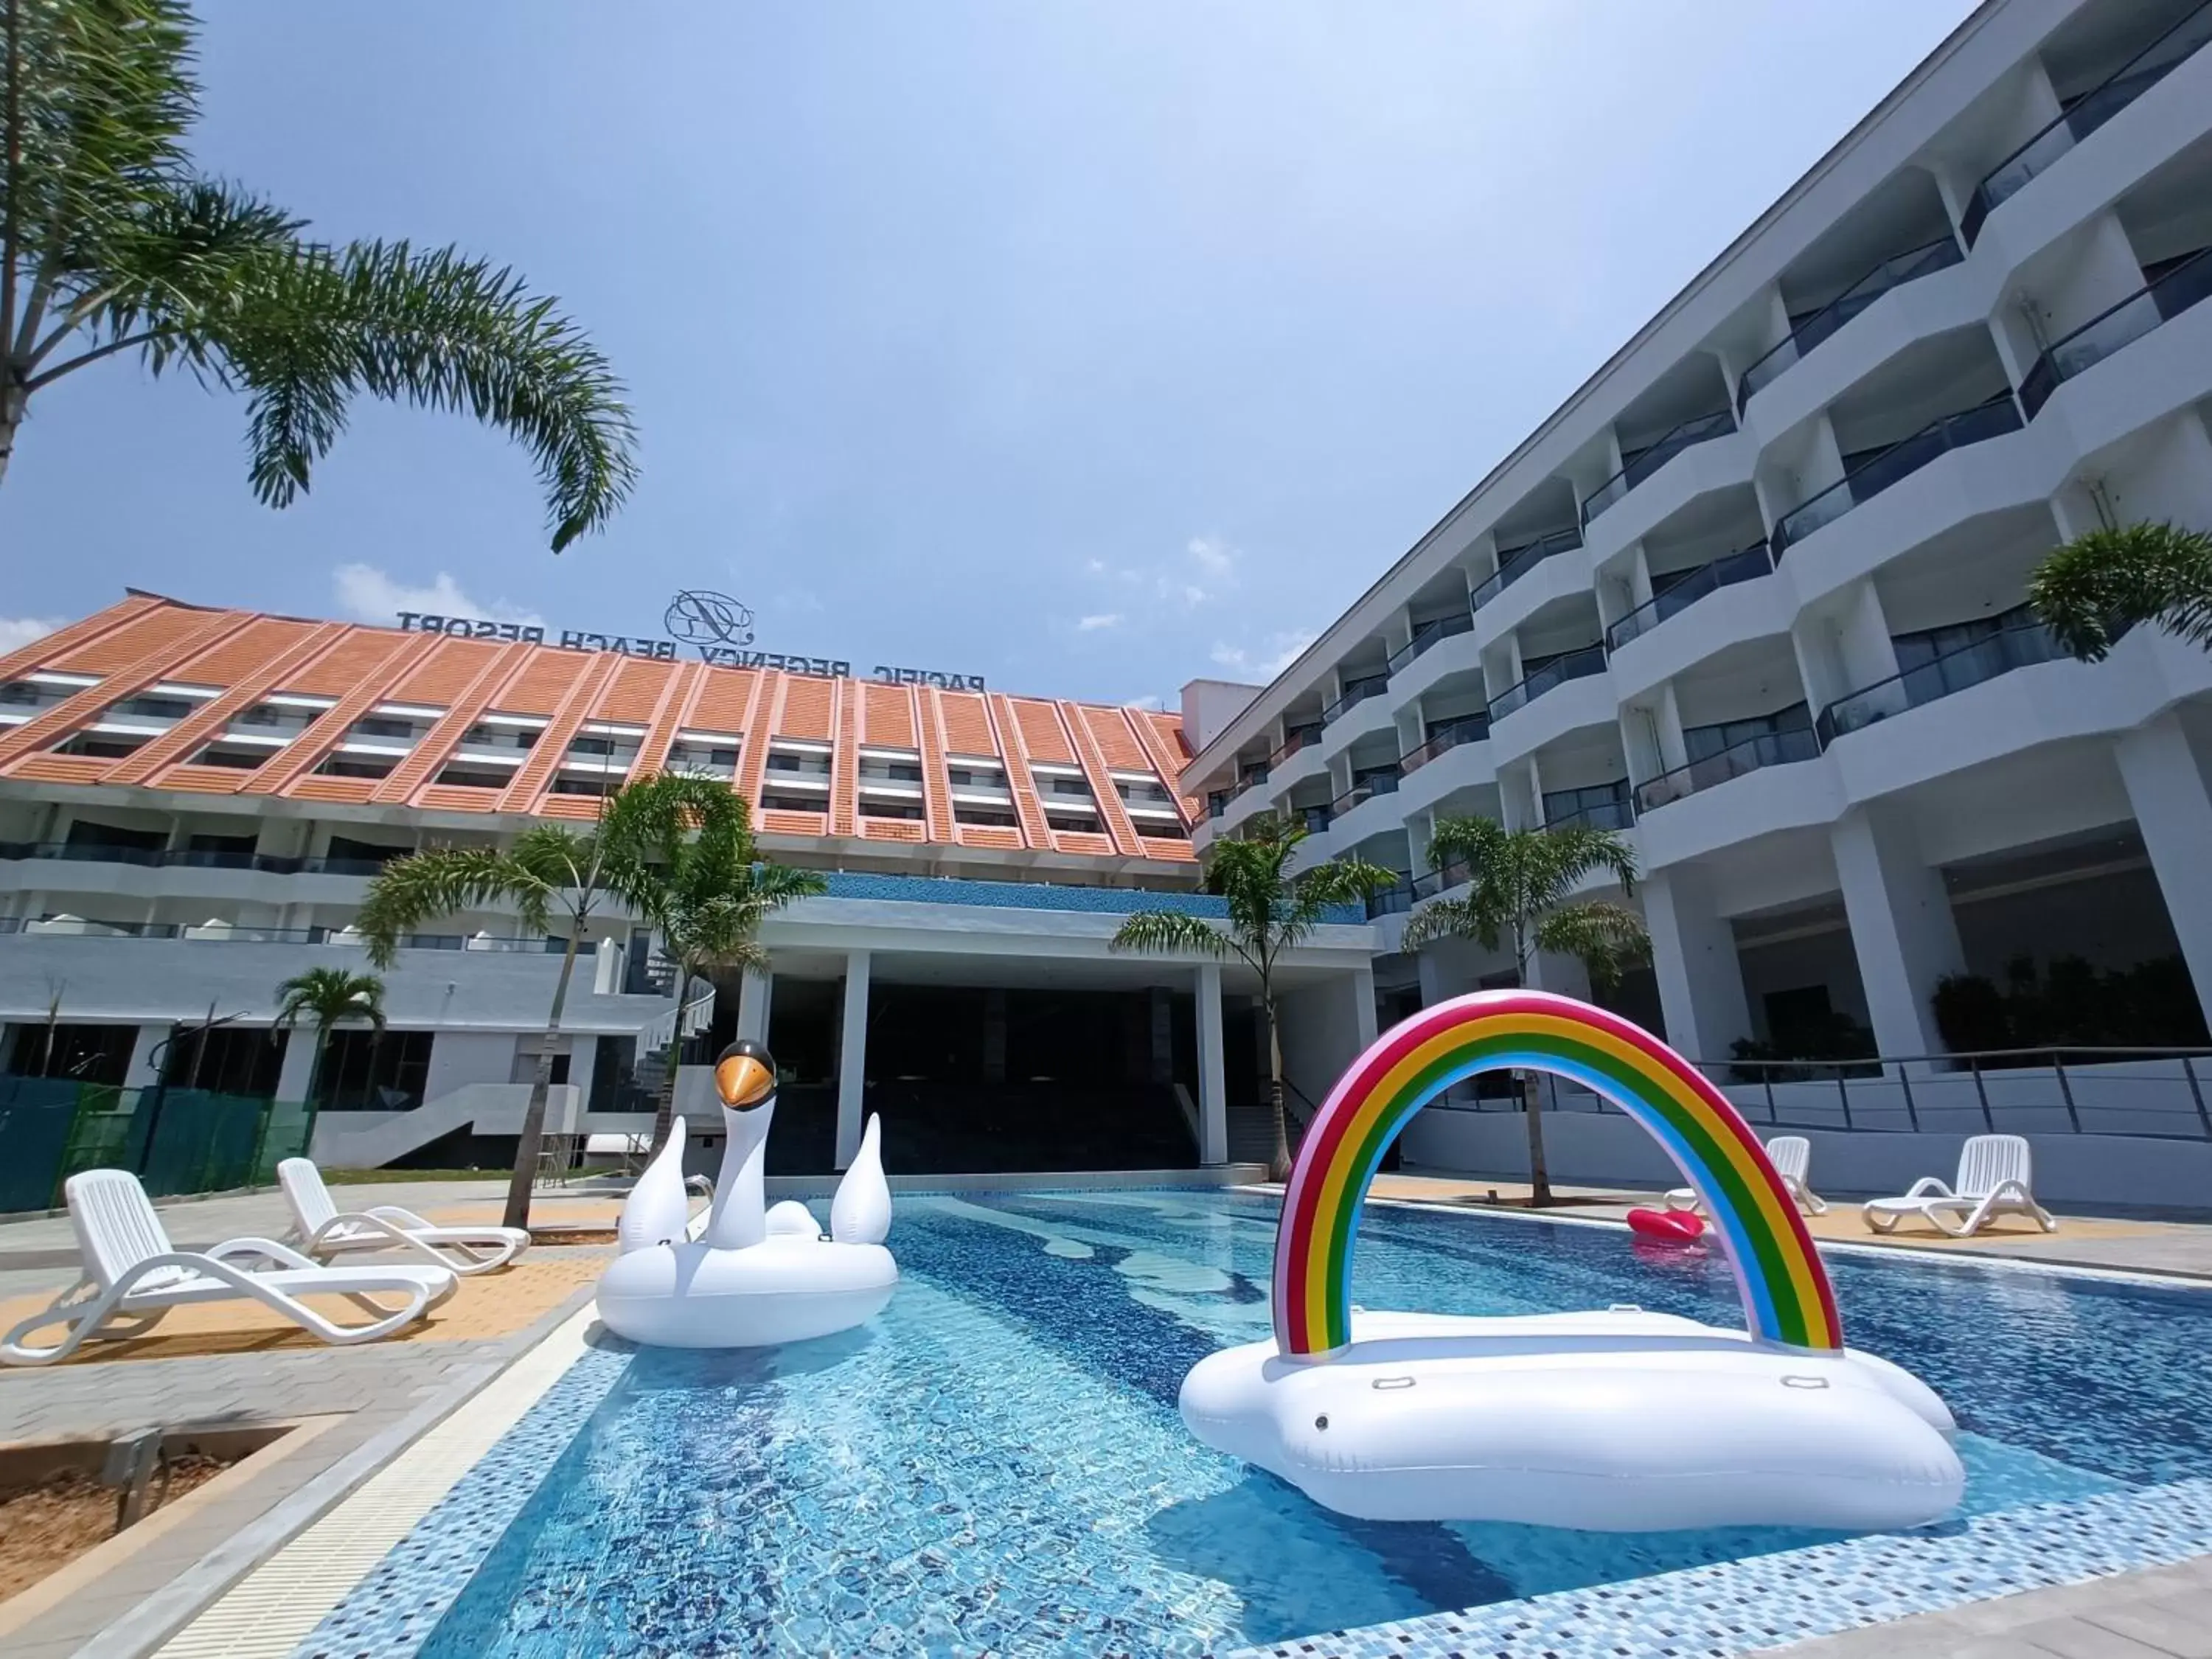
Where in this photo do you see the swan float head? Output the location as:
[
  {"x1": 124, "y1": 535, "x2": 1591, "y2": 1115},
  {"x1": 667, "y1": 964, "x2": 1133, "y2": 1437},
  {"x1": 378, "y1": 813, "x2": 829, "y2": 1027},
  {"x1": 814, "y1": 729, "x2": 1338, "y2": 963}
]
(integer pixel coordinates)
[{"x1": 714, "y1": 1039, "x2": 776, "y2": 1116}]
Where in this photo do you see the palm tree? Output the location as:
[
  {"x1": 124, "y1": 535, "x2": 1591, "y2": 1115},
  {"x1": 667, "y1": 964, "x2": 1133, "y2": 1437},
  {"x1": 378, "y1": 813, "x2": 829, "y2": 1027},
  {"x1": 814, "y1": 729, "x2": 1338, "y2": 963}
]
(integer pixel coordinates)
[
  {"x1": 2028, "y1": 521, "x2": 2212, "y2": 662},
  {"x1": 1400, "y1": 815, "x2": 1648, "y2": 1206},
  {"x1": 1110, "y1": 814, "x2": 1398, "y2": 1181},
  {"x1": 358, "y1": 772, "x2": 740, "y2": 1228},
  {"x1": 1, "y1": 1, "x2": 634, "y2": 546},
  {"x1": 641, "y1": 797, "x2": 824, "y2": 1150},
  {"x1": 272, "y1": 967, "x2": 385, "y2": 1107}
]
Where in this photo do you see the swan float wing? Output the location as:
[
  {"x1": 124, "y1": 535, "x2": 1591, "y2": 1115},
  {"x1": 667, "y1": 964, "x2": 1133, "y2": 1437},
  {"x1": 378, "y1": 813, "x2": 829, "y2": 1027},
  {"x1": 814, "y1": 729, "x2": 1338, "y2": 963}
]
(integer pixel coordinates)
[
  {"x1": 830, "y1": 1113, "x2": 892, "y2": 1245},
  {"x1": 616, "y1": 1119, "x2": 691, "y2": 1254}
]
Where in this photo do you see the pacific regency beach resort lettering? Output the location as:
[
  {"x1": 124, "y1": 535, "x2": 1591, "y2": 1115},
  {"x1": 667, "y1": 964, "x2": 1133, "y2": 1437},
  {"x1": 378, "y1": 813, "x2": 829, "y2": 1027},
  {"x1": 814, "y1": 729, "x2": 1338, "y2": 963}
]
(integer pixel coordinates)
[{"x1": 393, "y1": 613, "x2": 985, "y2": 690}]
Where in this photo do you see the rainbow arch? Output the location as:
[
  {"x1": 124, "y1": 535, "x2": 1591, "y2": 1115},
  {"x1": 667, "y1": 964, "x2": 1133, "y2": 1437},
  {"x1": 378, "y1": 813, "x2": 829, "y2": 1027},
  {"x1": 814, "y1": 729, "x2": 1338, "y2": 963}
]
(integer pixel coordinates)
[{"x1": 1274, "y1": 990, "x2": 1842, "y2": 1356}]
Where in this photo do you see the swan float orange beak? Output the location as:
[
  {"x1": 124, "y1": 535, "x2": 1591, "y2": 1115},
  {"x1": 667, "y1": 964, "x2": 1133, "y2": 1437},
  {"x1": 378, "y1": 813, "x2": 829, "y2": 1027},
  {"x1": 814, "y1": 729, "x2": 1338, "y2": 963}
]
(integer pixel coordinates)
[{"x1": 714, "y1": 1043, "x2": 776, "y2": 1110}]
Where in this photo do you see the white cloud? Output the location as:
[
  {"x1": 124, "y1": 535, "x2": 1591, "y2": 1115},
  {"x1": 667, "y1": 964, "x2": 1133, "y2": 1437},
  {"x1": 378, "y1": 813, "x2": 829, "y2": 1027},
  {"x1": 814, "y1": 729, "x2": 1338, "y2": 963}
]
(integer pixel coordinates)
[
  {"x1": 1187, "y1": 535, "x2": 1237, "y2": 579},
  {"x1": 333, "y1": 563, "x2": 542, "y2": 627},
  {"x1": 1211, "y1": 629, "x2": 1315, "y2": 680},
  {"x1": 0, "y1": 616, "x2": 64, "y2": 656},
  {"x1": 771, "y1": 588, "x2": 825, "y2": 616},
  {"x1": 1082, "y1": 557, "x2": 1108, "y2": 575},
  {"x1": 1081, "y1": 534, "x2": 1243, "y2": 612},
  {"x1": 1124, "y1": 692, "x2": 1165, "y2": 712},
  {"x1": 1077, "y1": 612, "x2": 1124, "y2": 632}
]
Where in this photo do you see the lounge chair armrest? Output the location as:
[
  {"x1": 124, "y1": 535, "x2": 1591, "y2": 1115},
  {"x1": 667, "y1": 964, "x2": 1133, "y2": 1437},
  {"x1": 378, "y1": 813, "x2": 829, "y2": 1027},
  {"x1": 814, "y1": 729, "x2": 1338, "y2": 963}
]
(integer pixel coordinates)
[
  {"x1": 364, "y1": 1205, "x2": 435, "y2": 1229},
  {"x1": 204, "y1": 1236, "x2": 319, "y2": 1271},
  {"x1": 1901, "y1": 1178, "x2": 1953, "y2": 1199},
  {"x1": 1983, "y1": 1180, "x2": 2036, "y2": 1204}
]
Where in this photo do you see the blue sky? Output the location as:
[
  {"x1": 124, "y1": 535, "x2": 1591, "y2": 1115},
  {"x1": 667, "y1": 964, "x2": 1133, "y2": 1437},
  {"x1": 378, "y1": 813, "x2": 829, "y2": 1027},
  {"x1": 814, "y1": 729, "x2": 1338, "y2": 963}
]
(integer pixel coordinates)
[{"x1": 1, "y1": 1, "x2": 1977, "y2": 706}]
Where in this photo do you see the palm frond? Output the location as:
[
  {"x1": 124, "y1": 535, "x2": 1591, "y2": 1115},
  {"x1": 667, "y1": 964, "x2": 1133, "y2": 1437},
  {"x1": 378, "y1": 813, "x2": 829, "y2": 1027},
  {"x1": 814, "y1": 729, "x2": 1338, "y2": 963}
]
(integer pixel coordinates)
[
  {"x1": 1110, "y1": 908, "x2": 1233, "y2": 959},
  {"x1": 1533, "y1": 900, "x2": 1652, "y2": 991},
  {"x1": 273, "y1": 966, "x2": 386, "y2": 1032},
  {"x1": 1542, "y1": 823, "x2": 1641, "y2": 897},
  {"x1": 358, "y1": 846, "x2": 544, "y2": 967},
  {"x1": 1399, "y1": 895, "x2": 1489, "y2": 952},
  {"x1": 2028, "y1": 521, "x2": 2212, "y2": 661}
]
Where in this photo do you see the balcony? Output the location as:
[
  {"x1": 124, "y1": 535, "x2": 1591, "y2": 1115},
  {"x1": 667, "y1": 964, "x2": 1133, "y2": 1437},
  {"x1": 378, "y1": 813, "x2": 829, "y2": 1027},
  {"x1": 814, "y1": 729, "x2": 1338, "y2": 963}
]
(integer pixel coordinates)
[
  {"x1": 0, "y1": 843, "x2": 406, "y2": 877},
  {"x1": 1369, "y1": 855, "x2": 1478, "y2": 917},
  {"x1": 1236, "y1": 759, "x2": 1270, "y2": 791},
  {"x1": 1270, "y1": 721, "x2": 1324, "y2": 766},
  {"x1": 1471, "y1": 528, "x2": 1581, "y2": 611},
  {"x1": 1606, "y1": 541, "x2": 1775, "y2": 652},
  {"x1": 1543, "y1": 795, "x2": 1635, "y2": 833},
  {"x1": 1635, "y1": 726, "x2": 1820, "y2": 813},
  {"x1": 1490, "y1": 644, "x2": 1607, "y2": 723},
  {"x1": 1299, "y1": 804, "x2": 1334, "y2": 835},
  {"x1": 1579, "y1": 410, "x2": 1735, "y2": 529},
  {"x1": 1736, "y1": 237, "x2": 1964, "y2": 413},
  {"x1": 1815, "y1": 611, "x2": 2068, "y2": 745},
  {"x1": 1321, "y1": 675, "x2": 1388, "y2": 726},
  {"x1": 1770, "y1": 394, "x2": 2023, "y2": 558},
  {"x1": 0, "y1": 917, "x2": 563, "y2": 950},
  {"x1": 1329, "y1": 770, "x2": 1402, "y2": 824},
  {"x1": 1961, "y1": 0, "x2": 2212, "y2": 246},
  {"x1": 1398, "y1": 714, "x2": 1492, "y2": 778},
  {"x1": 1205, "y1": 789, "x2": 1231, "y2": 820},
  {"x1": 2021, "y1": 247, "x2": 2212, "y2": 417},
  {"x1": 1387, "y1": 611, "x2": 1474, "y2": 676}
]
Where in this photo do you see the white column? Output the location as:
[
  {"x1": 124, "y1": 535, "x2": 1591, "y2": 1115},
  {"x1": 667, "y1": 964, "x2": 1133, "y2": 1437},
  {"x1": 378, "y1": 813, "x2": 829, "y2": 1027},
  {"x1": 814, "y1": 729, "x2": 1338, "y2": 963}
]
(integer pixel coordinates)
[
  {"x1": 734, "y1": 967, "x2": 773, "y2": 1046},
  {"x1": 1644, "y1": 866, "x2": 1753, "y2": 1063},
  {"x1": 2116, "y1": 715, "x2": 2212, "y2": 1032},
  {"x1": 1194, "y1": 963, "x2": 1227, "y2": 1166},
  {"x1": 274, "y1": 1025, "x2": 318, "y2": 1102},
  {"x1": 1349, "y1": 965, "x2": 1379, "y2": 1051},
  {"x1": 835, "y1": 950, "x2": 870, "y2": 1169},
  {"x1": 1831, "y1": 805, "x2": 1964, "y2": 1064},
  {"x1": 125, "y1": 1023, "x2": 169, "y2": 1090}
]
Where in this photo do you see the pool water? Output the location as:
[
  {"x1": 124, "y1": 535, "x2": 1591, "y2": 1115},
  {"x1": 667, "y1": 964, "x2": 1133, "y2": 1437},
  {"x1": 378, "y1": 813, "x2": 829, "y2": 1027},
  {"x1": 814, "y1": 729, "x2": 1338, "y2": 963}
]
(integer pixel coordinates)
[{"x1": 416, "y1": 1191, "x2": 2212, "y2": 1658}]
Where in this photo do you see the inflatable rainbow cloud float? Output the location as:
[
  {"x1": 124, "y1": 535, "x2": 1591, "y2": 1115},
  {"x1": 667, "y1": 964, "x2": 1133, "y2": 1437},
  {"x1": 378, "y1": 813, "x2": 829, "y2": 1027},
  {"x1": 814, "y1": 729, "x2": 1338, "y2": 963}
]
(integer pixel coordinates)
[{"x1": 1180, "y1": 990, "x2": 1964, "y2": 1532}]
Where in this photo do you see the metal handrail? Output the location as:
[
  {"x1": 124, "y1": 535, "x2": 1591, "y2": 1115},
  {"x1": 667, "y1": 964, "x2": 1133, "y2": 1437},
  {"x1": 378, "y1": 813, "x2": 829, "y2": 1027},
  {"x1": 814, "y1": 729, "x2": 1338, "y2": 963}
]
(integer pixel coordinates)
[
  {"x1": 2021, "y1": 246, "x2": 2212, "y2": 417},
  {"x1": 1736, "y1": 237, "x2": 1962, "y2": 412},
  {"x1": 0, "y1": 917, "x2": 564, "y2": 951},
  {"x1": 1269, "y1": 723, "x2": 1324, "y2": 767},
  {"x1": 0, "y1": 842, "x2": 404, "y2": 876},
  {"x1": 1771, "y1": 393, "x2": 2021, "y2": 557},
  {"x1": 1814, "y1": 611, "x2": 2062, "y2": 747},
  {"x1": 1398, "y1": 714, "x2": 1492, "y2": 776},
  {"x1": 1328, "y1": 771, "x2": 1401, "y2": 820},
  {"x1": 1580, "y1": 408, "x2": 1734, "y2": 528},
  {"x1": 1387, "y1": 610, "x2": 1475, "y2": 675},
  {"x1": 1635, "y1": 724, "x2": 1818, "y2": 813},
  {"x1": 1321, "y1": 676, "x2": 1388, "y2": 726},
  {"x1": 1540, "y1": 796, "x2": 1634, "y2": 832},
  {"x1": 1962, "y1": 0, "x2": 2212, "y2": 245},
  {"x1": 1606, "y1": 540, "x2": 1773, "y2": 652},
  {"x1": 1490, "y1": 644, "x2": 1607, "y2": 721},
  {"x1": 1470, "y1": 527, "x2": 1581, "y2": 610}
]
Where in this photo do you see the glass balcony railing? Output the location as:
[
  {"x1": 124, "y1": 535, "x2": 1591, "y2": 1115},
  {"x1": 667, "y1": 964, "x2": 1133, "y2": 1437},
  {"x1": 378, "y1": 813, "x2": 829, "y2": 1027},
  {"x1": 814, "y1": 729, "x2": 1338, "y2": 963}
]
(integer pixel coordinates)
[
  {"x1": 1366, "y1": 881, "x2": 1415, "y2": 919},
  {"x1": 1387, "y1": 609, "x2": 1475, "y2": 675},
  {"x1": 1270, "y1": 722, "x2": 1324, "y2": 767},
  {"x1": 1771, "y1": 393, "x2": 2023, "y2": 558},
  {"x1": 1606, "y1": 540, "x2": 1775, "y2": 652},
  {"x1": 1411, "y1": 858, "x2": 1474, "y2": 901},
  {"x1": 1398, "y1": 713, "x2": 1492, "y2": 777},
  {"x1": 1815, "y1": 613, "x2": 2067, "y2": 746},
  {"x1": 1321, "y1": 675, "x2": 1389, "y2": 726},
  {"x1": 1962, "y1": 0, "x2": 2212, "y2": 246},
  {"x1": 1470, "y1": 527, "x2": 1582, "y2": 611},
  {"x1": 2022, "y1": 248, "x2": 2212, "y2": 417},
  {"x1": 1299, "y1": 804, "x2": 1333, "y2": 835},
  {"x1": 0, "y1": 843, "x2": 404, "y2": 877},
  {"x1": 1579, "y1": 409, "x2": 1736, "y2": 529},
  {"x1": 1543, "y1": 796, "x2": 1635, "y2": 833},
  {"x1": 1329, "y1": 771, "x2": 1402, "y2": 821},
  {"x1": 1736, "y1": 237, "x2": 1964, "y2": 413},
  {"x1": 0, "y1": 917, "x2": 564, "y2": 950},
  {"x1": 1635, "y1": 726, "x2": 1820, "y2": 813},
  {"x1": 1489, "y1": 645, "x2": 1607, "y2": 723},
  {"x1": 1205, "y1": 789, "x2": 1231, "y2": 820},
  {"x1": 1236, "y1": 760, "x2": 1270, "y2": 791}
]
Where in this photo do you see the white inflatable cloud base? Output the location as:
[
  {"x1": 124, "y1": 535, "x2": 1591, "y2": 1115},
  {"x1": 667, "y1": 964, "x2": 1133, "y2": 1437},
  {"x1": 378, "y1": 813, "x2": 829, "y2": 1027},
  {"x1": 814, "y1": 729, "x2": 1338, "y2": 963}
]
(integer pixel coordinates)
[
  {"x1": 1180, "y1": 1309, "x2": 1963, "y2": 1532},
  {"x1": 597, "y1": 1235, "x2": 897, "y2": 1349}
]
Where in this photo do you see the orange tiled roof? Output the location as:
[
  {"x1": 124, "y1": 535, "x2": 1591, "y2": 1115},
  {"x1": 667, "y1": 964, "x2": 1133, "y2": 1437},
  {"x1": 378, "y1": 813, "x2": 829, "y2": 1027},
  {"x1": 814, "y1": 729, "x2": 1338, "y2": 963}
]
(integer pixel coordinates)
[{"x1": 0, "y1": 594, "x2": 1199, "y2": 863}]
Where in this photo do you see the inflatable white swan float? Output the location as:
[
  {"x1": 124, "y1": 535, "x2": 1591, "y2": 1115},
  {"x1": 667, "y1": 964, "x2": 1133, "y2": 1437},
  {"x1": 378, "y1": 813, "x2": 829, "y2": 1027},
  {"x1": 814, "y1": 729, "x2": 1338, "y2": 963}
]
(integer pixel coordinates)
[
  {"x1": 1183, "y1": 991, "x2": 1966, "y2": 1533},
  {"x1": 596, "y1": 1040, "x2": 897, "y2": 1347}
]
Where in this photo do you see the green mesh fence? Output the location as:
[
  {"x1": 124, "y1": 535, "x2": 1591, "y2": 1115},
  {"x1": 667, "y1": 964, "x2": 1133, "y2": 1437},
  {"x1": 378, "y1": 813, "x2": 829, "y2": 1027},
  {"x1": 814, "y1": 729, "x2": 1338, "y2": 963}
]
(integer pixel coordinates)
[{"x1": 0, "y1": 1082, "x2": 317, "y2": 1213}]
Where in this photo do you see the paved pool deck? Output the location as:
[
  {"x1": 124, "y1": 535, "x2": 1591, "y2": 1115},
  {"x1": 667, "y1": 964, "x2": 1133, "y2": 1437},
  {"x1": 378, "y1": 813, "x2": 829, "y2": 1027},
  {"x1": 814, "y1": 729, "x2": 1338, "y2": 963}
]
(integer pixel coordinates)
[{"x1": 4, "y1": 1175, "x2": 2211, "y2": 1658}]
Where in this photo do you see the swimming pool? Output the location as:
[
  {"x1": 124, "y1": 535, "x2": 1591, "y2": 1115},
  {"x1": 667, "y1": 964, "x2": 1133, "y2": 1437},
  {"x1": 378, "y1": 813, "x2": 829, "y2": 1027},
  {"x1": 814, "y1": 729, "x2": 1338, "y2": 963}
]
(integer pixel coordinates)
[{"x1": 310, "y1": 1191, "x2": 2212, "y2": 1658}]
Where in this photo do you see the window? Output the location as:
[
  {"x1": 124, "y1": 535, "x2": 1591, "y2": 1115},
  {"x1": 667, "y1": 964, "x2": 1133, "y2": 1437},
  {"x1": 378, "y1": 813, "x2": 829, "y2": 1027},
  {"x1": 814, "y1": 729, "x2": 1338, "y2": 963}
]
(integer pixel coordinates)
[
  {"x1": 1046, "y1": 811, "x2": 1102, "y2": 834},
  {"x1": 0, "y1": 681, "x2": 39, "y2": 706},
  {"x1": 108, "y1": 695, "x2": 194, "y2": 721},
  {"x1": 190, "y1": 743, "x2": 270, "y2": 770},
  {"x1": 314, "y1": 754, "x2": 395, "y2": 779},
  {"x1": 760, "y1": 793, "x2": 827, "y2": 814},
  {"x1": 861, "y1": 800, "x2": 926, "y2": 821},
  {"x1": 54, "y1": 732, "x2": 147, "y2": 759},
  {"x1": 315, "y1": 1029, "x2": 434, "y2": 1110},
  {"x1": 435, "y1": 764, "x2": 511, "y2": 790},
  {"x1": 1541, "y1": 781, "x2": 1631, "y2": 830},
  {"x1": 947, "y1": 766, "x2": 1006, "y2": 789},
  {"x1": 352, "y1": 717, "x2": 417, "y2": 740},
  {"x1": 954, "y1": 806, "x2": 1018, "y2": 828},
  {"x1": 464, "y1": 723, "x2": 535, "y2": 749},
  {"x1": 567, "y1": 735, "x2": 616, "y2": 757},
  {"x1": 1138, "y1": 821, "x2": 1189, "y2": 840},
  {"x1": 326, "y1": 835, "x2": 410, "y2": 866},
  {"x1": 66, "y1": 819, "x2": 166, "y2": 852},
  {"x1": 5, "y1": 1022, "x2": 136, "y2": 1084},
  {"x1": 1050, "y1": 777, "x2": 1093, "y2": 798},
  {"x1": 551, "y1": 773, "x2": 618, "y2": 796},
  {"x1": 883, "y1": 762, "x2": 924, "y2": 783},
  {"x1": 767, "y1": 753, "x2": 804, "y2": 772}
]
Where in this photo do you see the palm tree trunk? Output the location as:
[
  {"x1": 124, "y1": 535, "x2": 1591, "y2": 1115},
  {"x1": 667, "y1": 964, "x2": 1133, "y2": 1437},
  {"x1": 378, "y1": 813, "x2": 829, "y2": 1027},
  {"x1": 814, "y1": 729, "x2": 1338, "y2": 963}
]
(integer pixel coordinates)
[
  {"x1": 1265, "y1": 993, "x2": 1291, "y2": 1184},
  {"x1": 504, "y1": 925, "x2": 583, "y2": 1231},
  {"x1": 1521, "y1": 1068, "x2": 1552, "y2": 1207},
  {"x1": 0, "y1": 391, "x2": 22, "y2": 490},
  {"x1": 649, "y1": 1031, "x2": 681, "y2": 1152}
]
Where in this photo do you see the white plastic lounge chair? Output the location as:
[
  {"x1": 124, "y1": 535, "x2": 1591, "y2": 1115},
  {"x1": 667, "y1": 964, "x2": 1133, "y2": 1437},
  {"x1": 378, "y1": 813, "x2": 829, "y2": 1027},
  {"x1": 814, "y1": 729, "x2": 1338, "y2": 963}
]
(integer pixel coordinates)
[
  {"x1": 1862, "y1": 1134, "x2": 2056, "y2": 1238},
  {"x1": 279, "y1": 1158, "x2": 529, "y2": 1276},
  {"x1": 1666, "y1": 1135, "x2": 1828, "y2": 1216},
  {"x1": 1, "y1": 1169, "x2": 457, "y2": 1368}
]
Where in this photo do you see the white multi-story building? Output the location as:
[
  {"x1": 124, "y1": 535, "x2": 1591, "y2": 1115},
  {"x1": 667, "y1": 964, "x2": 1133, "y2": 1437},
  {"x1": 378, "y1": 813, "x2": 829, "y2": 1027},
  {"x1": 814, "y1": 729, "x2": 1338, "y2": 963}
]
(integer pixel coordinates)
[{"x1": 1186, "y1": 0, "x2": 2212, "y2": 1072}]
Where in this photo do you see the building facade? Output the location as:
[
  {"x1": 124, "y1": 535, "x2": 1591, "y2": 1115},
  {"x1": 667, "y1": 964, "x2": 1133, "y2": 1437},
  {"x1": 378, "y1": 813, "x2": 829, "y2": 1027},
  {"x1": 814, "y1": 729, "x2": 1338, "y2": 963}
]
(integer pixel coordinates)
[
  {"x1": 0, "y1": 594, "x2": 1377, "y2": 1175},
  {"x1": 1185, "y1": 0, "x2": 2212, "y2": 1071}
]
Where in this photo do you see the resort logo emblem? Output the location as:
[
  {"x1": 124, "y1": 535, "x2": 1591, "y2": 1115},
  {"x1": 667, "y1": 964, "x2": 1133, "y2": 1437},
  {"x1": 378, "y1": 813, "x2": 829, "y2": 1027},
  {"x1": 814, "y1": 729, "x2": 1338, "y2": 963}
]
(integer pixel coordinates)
[{"x1": 664, "y1": 590, "x2": 757, "y2": 649}]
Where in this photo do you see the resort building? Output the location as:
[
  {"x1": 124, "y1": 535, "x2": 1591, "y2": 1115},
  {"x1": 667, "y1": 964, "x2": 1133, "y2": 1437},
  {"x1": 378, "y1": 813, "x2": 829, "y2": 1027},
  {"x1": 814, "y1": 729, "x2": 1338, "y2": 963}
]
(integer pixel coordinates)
[
  {"x1": 0, "y1": 592, "x2": 1377, "y2": 1175},
  {"x1": 1185, "y1": 0, "x2": 2212, "y2": 1085}
]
